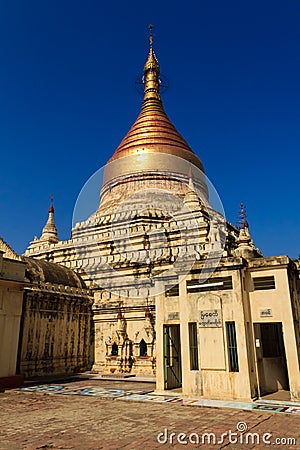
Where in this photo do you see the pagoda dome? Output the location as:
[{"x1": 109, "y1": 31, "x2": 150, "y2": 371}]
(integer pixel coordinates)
[
  {"x1": 101, "y1": 28, "x2": 207, "y2": 205},
  {"x1": 108, "y1": 45, "x2": 203, "y2": 172}
]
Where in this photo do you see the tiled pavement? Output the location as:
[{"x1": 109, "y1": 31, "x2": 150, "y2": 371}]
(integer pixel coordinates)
[
  {"x1": 18, "y1": 381, "x2": 300, "y2": 415},
  {"x1": 1, "y1": 379, "x2": 300, "y2": 449}
]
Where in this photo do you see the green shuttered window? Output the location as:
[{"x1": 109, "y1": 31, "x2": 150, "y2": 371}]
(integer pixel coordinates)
[
  {"x1": 188, "y1": 322, "x2": 199, "y2": 370},
  {"x1": 226, "y1": 322, "x2": 239, "y2": 372}
]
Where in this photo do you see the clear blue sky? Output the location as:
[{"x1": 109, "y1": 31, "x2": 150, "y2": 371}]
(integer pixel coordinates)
[{"x1": 0, "y1": 0, "x2": 299, "y2": 257}]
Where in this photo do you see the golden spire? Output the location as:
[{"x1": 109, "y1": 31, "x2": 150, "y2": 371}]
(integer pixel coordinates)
[
  {"x1": 143, "y1": 24, "x2": 161, "y2": 103},
  {"x1": 106, "y1": 27, "x2": 204, "y2": 174}
]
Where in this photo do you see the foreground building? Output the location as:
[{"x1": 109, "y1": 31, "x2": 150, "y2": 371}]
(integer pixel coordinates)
[
  {"x1": 0, "y1": 237, "x2": 93, "y2": 386},
  {"x1": 156, "y1": 252, "x2": 300, "y2": 401},
  {"x1": 23, "y1": 32, "x2": 300, "y2": 401},
  {"x1": 0, "y1": 243, "x2": 26, "y2": 387}
]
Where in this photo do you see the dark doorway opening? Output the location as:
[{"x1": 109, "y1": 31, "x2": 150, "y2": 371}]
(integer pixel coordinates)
[
  {"x1": 254, "y1": 322, "x2": 289, "y2": 397},
  {"x1": 163, "y1": 325, "x2": 182, "y2": 390}
]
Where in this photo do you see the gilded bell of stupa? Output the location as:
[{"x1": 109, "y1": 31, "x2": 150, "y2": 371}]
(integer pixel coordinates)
[{"x1": 100, "y1": 27, "x2": 208, "y2": 206}]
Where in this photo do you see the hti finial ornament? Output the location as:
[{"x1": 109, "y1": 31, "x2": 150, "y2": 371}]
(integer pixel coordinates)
[
  {"x1": 49, "y1": 194, "x2": 55, "y2": 214},
  {"x1": 149, "y1": 24, "x2": 153, "y2": 48},
  {"x1": 135, "y1": 25, "x2": 169, "y2": 95},
  {"x1": 237, "y1": 202, "x2": 249, "y2": 229}
]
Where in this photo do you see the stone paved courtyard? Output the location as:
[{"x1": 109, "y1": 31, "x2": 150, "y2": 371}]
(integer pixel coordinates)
[{"x1": 1, "y1": 380, "x2": 300, "y2": 449}]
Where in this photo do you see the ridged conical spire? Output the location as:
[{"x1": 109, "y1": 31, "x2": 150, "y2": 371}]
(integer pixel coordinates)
[
  {"x1": 143, "y1": 24, "x2": 161, "y2": 103},
  {"x1": 40, "y1": 202, "x2": 58, "y2": 244},
  {"x1": 107, "y1": 26, "x2": 204, "y2": 172},
  {"x1": 184, "y1": 172, "x2": 202, "y2": 210}
]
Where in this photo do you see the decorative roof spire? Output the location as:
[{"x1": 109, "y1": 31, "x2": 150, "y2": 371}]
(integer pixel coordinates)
[
  {"x1": 188, "y1": 166, "x2": 196, "y2": 191},
  {"x1": 116, "y1": 308, "x2": 126, "y2": 335},
  {"x1": 143, "y1": 24, "x2": 161, "y2": 103},
  {"x1": 144, "y1": 302, "x2": 154, "y2": 335},
  {"x1": 184, "y1": 174, "x2": 202, "y2": 211},
  {"x1": 237, "y1": 202, "x2": 248, "y2": 229},
  {"x1": 40, "y1": 197, "x2": 58, "y2": 244},
  {"x1": 149, "y1": 24, "x2": 153, "y2": 48},
  {"x1": 234, "y1": 203, "x2": 263, "y2": 259},
  {"x1": 145, "y1": 305, "x2": 151, "y2": 318}
]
